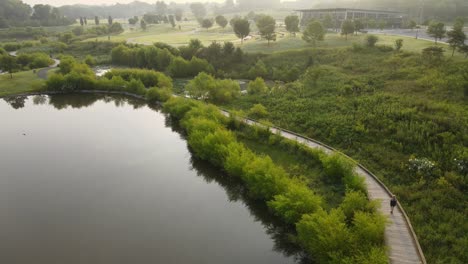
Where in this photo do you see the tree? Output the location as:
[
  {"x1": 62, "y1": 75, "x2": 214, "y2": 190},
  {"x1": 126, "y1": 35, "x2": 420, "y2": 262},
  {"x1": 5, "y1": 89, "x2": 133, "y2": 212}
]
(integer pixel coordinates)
[
  {"x1": 0, "y1": 55, "x2": 19, "y2": 79},
  {"x1": 108, "y1": 16, "x2": 113, "y2": 25},
  {"x1": 201, "y1": 18, "x2": 213, "y2": 30},
  {"x1": 427, "y1": 21, "x2": 446, "y2": 44},
  {"x1": 109, "y1": 22, "x2": 124, "y2": 34},
  {"x1": 248, "y1": 104, "x2": 268, "y2": 119},
  {"x1": 409, "y1": 20, "x2": 417, "y2": 31},
  {"x1": 95, "y1": 16, "x2": 99, "y2": 25},
  {"x1": 302, "y1": 20, "x2": 325, "y2": 46},
  {"x1": 247, "y1": 77, "x2": 268, "y2": 95},
  {"x1": 459, "y1": 45, "x2": 468, "y2": 58},
  {"x1": 447, "y1": 19, "x2": 466, "y2": 57},
  {"x1": 84, "y1": 17, "x2": 87, "y2": 25},
  {"x1": 422, "y1": 46, "x2": 445, "y2": 64},
  {"x1": 174, "y1": 8, "x2": 183, "y2": 21},
  {"x1": 215, "y1": 15, "x2": 228, "y2": 28},
  {"x1": 378, "y1": 20, "x2": 386, "y2": 31},
  {"x1": 256, "y1": 15, "x2": 276, "y2": 46},
  {"x1": 140, "y1": 19, "x2": 147, "y2": 30},
  {"x1": 341, "y1": 20, "x2": 355, "y2": 40},
  {"x1": 233, "y1": 18, "x2": 250, "y2": 44},
  {"x1": 169, "y1": 15, "x2": 176, "y2": 28},
  {"x1": 128, "y1": 17, "x2": 138, "y2": 25},
  {"x1": 190, "y1": 3, "x2": 206, "y2": 19},
  {"x1": 395, "y1": 39, "x2": 404, "y2": 51},
  {"x1": 354, "y1": 19, "x2": 364, "y2": 34},
  {"x1": 284, "y1": 15, "x2": 299, "y2": 36},
  {"x1": 322, "y1": 14, "x2": 333, "y2": 29},
  {"x1": 366, "y1": 35, "x2": 378, "y2": 47},
  {"x1": 79, "y1": 17, "x2": 84, "y2": 26},
  {"x1": 155, "y1": 1, "x2": 167, "y2": 16}
]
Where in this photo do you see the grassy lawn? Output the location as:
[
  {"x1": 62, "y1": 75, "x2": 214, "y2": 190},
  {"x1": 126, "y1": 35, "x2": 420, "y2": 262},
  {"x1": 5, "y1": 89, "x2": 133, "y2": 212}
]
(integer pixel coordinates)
[
  {"x1": 241, "y1": 32, "x2": 465, "y2": 58},
  {"x1": 0, "y1": 70, "x2": 45, "y2": 97}
]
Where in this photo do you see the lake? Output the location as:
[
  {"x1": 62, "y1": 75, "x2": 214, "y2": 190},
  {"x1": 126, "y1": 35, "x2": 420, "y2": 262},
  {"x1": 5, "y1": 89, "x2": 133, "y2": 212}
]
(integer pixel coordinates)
[{"x1": 0, "y1": 94, "x2": 302, "y2": 264}]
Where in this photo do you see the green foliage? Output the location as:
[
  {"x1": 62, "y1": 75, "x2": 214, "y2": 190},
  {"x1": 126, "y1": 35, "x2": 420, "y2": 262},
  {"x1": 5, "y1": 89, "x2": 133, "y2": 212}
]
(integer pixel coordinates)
[
  {"x1": 186, "y1": 72, "x2": 240, "y2": 103},
  {"x1": 16, "y1": 52, "x2": 52, "y2": 69},
  {"x1": 146, "y1": 87, "x2": 172, "y2": 103},
  {"x1": 284, "y1": 15, "x2": 300, "y2": 35},
  {"x1": 268, "y1": 183, "x2": 322, "y2": 223},
  {"x1": 200, "y1": 18, "x2": 213, "y2": 30},
  {"x1": 366, "y1": 35, "x2": 379, "y2": 47},
  {"x1": 84, "y1": 55, "x2": 96, "y2": 66},
  {"x1": 215, "y1": 15, "x2": 228, "y2": 28},
  {"x1": 427, "y1": 21, "x2": 446, "y2": 43},
  {"x1": 109, "y1": 22, "x2": 124, "y2": 34},
  {"x1": 247, "y1": 60, "x2": 268, "y2": 79},
  {"x1": 232, "y1": 18, "x2": 250, "y2": 44},
  {"x1": 341, "y1": 20, "x2": 355, "y2": 40},
  {"x1": 247, "y1": 77, "x2": 268, "y2": 95},
  {"x1": 302, "y1": 20, "x2": 325, "y2": 46},
  {"x1": 339, "y1": 190, "x2": 378, "y2": 222},
  {"x1": 248, "y1": 104, "x2": 268, "y2": 119},
  {"x1": 256, "y1": 15, "x2": 276, "y2": 45},
  {"x1": 103, "y1": 68, "x2": 172, "y2": 88},
  {"x1": 395, "y1": 39, "x2": 404, "y2": 51},
  {"x1": 168, "y1": 56, "x2": 214, "y2": 78}
]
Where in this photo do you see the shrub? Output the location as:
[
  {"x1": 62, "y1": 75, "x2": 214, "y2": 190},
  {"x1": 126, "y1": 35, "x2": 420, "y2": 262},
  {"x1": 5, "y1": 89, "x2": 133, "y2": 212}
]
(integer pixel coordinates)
[
  {"x1": 268, "y1": 183, "x2": 322, "y2": 224},
  {"x1": 163, "y1": 97, "x2": 201, "y2": 120},
  {"x1": 248, "y1": 104, "x2": 268, "y2": 119},
  {"x1": 247, "y1": 77, "x2": 268, "y2": 95},
  {"x1": 104, "y1": 68, "x2": 172, "y2": 88},
  {"x1": 366, "y1": 35, "x2": 378, "y2": 47},
  {"x1": 146, "y1": 87, "x2": 172, "y2": 103}
]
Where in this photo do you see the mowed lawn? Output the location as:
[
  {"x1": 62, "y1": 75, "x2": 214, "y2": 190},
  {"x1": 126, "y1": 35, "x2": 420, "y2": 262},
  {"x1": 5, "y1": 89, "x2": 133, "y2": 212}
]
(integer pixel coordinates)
[
  {"x1": 0, "y1": 70, "x2": 45, "y2": 97},
  {"x1": 241, "y1": 32, "x2": 464, "y2": 58}
]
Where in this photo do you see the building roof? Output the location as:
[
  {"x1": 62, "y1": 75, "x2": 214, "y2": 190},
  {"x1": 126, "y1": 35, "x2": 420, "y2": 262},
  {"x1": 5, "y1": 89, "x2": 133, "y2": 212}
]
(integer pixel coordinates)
[{"x1": 295, "y1": 8, "x2": 403, "y2": 14}]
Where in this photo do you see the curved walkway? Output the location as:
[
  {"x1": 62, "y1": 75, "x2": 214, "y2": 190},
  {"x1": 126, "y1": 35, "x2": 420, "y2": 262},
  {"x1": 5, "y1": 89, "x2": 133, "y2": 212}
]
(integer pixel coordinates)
[
  {"x1": 223, "y1": 112, "x2": 426, "y2": 264},
  {"x1": 8, "y1": 51, "x2": 60, "y2": 79}
]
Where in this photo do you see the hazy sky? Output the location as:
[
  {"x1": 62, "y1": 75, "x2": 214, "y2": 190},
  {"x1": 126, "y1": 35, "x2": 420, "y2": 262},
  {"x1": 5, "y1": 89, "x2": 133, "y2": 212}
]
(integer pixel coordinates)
[{"x1": 22, "y1": 0, "x2": 229, "y2": 7}]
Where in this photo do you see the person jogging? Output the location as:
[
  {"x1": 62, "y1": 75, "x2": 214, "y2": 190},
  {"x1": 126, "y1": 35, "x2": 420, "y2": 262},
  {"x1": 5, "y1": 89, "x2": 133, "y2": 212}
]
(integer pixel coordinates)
[{"x1": 390, "y1": 195, "x2": 397, "y2": 214}]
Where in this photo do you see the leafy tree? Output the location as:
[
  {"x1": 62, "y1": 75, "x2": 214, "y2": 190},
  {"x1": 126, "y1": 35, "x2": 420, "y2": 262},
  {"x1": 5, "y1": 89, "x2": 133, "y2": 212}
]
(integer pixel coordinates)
[
  {"x1": 140, "y1": 19, "x2": 147, "y2": 30},
  {"x1": 322, "y1": 14, "x2": 334, "y2": 29},
  {"x1": 248, "y1": 60, "x2": 268, "y2": 79},
  {"x1": 84, "y1": 17, "x2": 87, "y2": 25},
  {"x1": 422, "y1": 46, "x2": 445, "y2": 64},
  {"x1": 201, "y1": 18, "x2": 213, "y2": 30},
  {"x1": 168, "y1": 15, "x2": 176, "y2": 28},
  {"x1": 155, "y1": 1, "x2": 167, "y2": 16},
  {"x1": 174, "y1": 8, "x2": 183, "y2": 21},
  {"x1": 284, "y1": 15, "x2": 299, "y2": 36},
  {"x1": 354, "y1": 19, "x2": 364, "y2": 34},
  {"x1": 233, "y1": 18, "x2": 250, "y2": 44},
  {"x1": 459, "y1": 44, "x2": 468, "y2": 58},
  {"x1": 190, "y1": 2, "x2": 206, "y2": 19},
  {"x1": 186, "y1": 72, "x2": 216, "y2": 100},
  {"x1": 408, "y1": 20, "x2": 417, "y2": 31},
  {"x1": 0, "y1": 55, "x2": 19, "y2": 79},
  {"x1": 341, "y1": 20, "x2": 355, "y2": 40},
  {"x1": 84, "y1": 55, "x2": 96, "y2": 66},
  {"x1": 248, "y1": 104, "x2": 268, "y2": 119},
  {"x1": 378, "y1": 20, "x2": 386, "y2": 31},
  {"x1": 79, "y1": 17, "x2": 84, "y2": 26},
  {"x1": 366, "y1": 35, "x2": 378, "y2": 47},
  {"x1": 395, "y1": 39, "x2": 404, "y2": 51},
  {"x1": 302, "y1": 20, "x2": 325, "y2": 46},
  {"x1": 447, "y1": 20, "x2": 466, "y2": 57},
  {"x1": 95, "y1": 16, "x2": 99, "y2": 25},
  {"x1": 256, "y1": 15, "x2": 276, "y2": 45},
  {"x1": 109, "y1": 22, "x2": 124, "y2": 34},
  {"x1": 108, "y1": 16, "x2": 113, "y2": 25},
  {"x1": 128, "y1": 17, "x2": 137, "y2": 25},
  {"x1": 215, "y1": 15, "x2": 228, "y2": 28},
  {"x1": 247, "y1": 77, "x2": 268, "y2": 95},
  {"x1": 427, "y1": 21, "x2": 446, "y2": 44}
]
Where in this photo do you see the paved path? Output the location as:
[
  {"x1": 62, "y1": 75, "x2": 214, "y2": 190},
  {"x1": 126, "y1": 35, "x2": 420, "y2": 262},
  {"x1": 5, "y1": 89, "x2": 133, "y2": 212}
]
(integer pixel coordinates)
[
  {"x1": 224, "y1": 112, "x2": 426, "y2": 264},
  {"x1": 8, "y1": 51, "x2": 60, "y2": 79}
]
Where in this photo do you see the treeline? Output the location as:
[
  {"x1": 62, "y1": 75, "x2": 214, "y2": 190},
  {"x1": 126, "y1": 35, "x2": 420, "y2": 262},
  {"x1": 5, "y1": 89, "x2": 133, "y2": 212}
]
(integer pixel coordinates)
[
  {"x1": 0, "y1": 0, "x2": 74, "y2": 28},
  {"x1": 162, "y1": 97, "x2": 387, "y2": 263}
]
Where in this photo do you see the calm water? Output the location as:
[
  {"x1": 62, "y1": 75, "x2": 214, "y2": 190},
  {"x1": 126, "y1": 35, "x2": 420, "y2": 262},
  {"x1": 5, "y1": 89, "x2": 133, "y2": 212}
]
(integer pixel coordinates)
[{"x1": 0, "y1": 94, "x2": 302, "y2": 264}]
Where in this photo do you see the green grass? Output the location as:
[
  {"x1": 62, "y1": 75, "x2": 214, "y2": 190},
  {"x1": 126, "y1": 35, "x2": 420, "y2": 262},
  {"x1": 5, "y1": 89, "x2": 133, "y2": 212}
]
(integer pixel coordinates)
[
  {"x1": 241, "y1": 32, "x2": 466, "y2": 58},
  {"x1": 237, "y1": 136, "x2": 344, "y2": 209},
  {"x1": 0, "y1": 70, "x2": 45, "y2": 97}
]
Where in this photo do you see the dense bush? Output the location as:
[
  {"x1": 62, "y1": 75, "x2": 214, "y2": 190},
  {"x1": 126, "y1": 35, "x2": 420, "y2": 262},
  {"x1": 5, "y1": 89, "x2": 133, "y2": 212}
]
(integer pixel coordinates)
[
  {"x1": 162, "y1": 97, "x2": 385, "y2": 262},
  {"x1": 168, "y1": 56, "x2": 214, "y2": 78},
  {"x1": 103, "y1": 68, "x2": 172, "y2": 88},
  {"x1": 186, "y1": 72, "x2": 240, "y2": 103},
  {"x1": 16, "y1": 52, "x2": 53, "y2": 69}
]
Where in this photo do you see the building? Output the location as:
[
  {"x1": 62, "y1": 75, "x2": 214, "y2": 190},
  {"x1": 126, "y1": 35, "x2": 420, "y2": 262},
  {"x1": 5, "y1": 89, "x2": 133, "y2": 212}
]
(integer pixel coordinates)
[
  {"x1": 237, "y1": 0, "x2": 281, "y2": 10},
  {"x1": 296, "y1": 8, "x2": 406, "y2": 28}
]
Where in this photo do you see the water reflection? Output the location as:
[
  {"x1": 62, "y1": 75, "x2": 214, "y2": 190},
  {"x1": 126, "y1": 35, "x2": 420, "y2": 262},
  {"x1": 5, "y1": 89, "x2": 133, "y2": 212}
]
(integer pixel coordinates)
[
  {"x1": 1, "y1": 94, "x2": 308, "y2": 263},
  {"x1": 190, "y1": 157, "x2": 310, "y2": 263}
]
